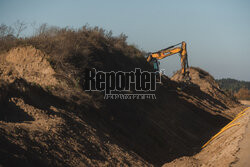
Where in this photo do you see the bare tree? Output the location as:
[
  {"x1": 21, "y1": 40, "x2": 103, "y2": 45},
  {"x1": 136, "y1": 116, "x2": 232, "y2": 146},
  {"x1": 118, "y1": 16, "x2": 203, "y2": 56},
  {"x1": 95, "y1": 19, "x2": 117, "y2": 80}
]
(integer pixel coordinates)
[
  {"x1": 36, "y1": 23, "x2": 48, "y2": 36},
  {"x1": 0, "y1": 24, "x2": 8, "y2": 37},
  {"x1": 0, "y1": 24, "x2": 14, "y2": 38},
  {"x1": 14, "y1": 20, "x2": 27, "y2": 38},
  {"x1": 30, "y1": 21, "x2": 37, "y2": 36}
]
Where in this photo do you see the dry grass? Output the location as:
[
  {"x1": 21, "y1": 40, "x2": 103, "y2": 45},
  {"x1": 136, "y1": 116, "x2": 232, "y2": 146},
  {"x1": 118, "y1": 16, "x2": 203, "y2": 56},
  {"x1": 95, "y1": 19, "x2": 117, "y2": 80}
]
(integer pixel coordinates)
[{"x1": 0, "y1": 24, "x2": 151, "y2": 85}]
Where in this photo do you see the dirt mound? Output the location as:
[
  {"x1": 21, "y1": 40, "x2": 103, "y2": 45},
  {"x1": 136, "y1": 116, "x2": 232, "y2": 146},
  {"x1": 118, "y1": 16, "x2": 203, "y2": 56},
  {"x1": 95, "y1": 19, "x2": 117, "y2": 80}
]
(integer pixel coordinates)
[
  {"x1": 2, "y1": 46, "x2": 58, "y2": 86},
  {"x1": 172, "y1": 67, "x2": 239, "y2": 116},
  {"x1": 172, "y1": 67, "x2": 221, "y2": 93},
  {"x1": 0, "y1": 28, "x2": 244, "y2": 166},
  {"x1": 0, "y1": 78, "x2": 150, "y2": 167},
  {"x1": 0, "y1": 47, "x2": 243, "y2": 166},
  {"x1": 172, "y1": 67, "x2": 218, "y2": 91}
]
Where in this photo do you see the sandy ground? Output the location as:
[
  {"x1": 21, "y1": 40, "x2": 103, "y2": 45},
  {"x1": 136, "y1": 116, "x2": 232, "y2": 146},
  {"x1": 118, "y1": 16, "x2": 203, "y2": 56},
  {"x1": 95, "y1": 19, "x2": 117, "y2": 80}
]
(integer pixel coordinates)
[
  {"x1": 163, "y1": 107, "x2": 250, "y2": 167},
  {"x1": 232, "y1": 107, "x2": 250, "y2": 167},
  {"x1": 240, "y1": 100, "x2": 250, "y2": 106}
]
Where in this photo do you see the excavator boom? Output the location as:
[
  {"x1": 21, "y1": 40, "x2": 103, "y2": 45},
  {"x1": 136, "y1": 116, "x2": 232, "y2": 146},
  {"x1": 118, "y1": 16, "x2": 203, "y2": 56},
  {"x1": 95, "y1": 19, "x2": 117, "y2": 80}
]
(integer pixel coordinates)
[{"x1": 147, "y1": 41, "x2": 190, "y2": 81}]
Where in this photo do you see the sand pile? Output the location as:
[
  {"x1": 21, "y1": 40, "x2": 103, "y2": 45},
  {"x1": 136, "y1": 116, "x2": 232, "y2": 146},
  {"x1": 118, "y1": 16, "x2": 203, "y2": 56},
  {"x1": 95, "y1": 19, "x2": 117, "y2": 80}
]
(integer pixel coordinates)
[
  {"x1": 172, "y1": 67, "x2": 239, "y2": 115},
  {"x1": 2, "y1": 46, "x2": 58, "y2": 86},
  {"x1": 172, "y1": 67, "x2": 219, "y2": 92}
]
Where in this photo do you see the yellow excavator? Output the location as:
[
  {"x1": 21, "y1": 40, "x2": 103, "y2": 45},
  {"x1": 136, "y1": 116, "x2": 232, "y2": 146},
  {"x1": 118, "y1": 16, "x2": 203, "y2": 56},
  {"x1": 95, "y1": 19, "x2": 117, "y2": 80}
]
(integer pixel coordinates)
[{"x1": 146, "y1": 41, "x2": 190, "y2": 82}]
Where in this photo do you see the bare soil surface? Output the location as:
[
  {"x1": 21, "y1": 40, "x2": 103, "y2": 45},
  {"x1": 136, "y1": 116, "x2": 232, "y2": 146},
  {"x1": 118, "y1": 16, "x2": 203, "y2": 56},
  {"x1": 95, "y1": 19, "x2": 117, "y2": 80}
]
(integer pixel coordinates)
[
  {"x1": 163, "y1": 107, "x2": 250, "y2": 167},
  {"x1": 172, "y1": 67, "x2": 239, "y2": 113},
  {"x1": 0, "y1": 47, "x2": 244, "y2": 167},
  {"x1": 231, "y1": 107, "x2": 250, "y2": 167},
  {"x1": 1, "y1": 46, "x2": 59, "y2": 86},
  {"x1": 240, "y1": 100, "x2": 250, "y2": 106}
]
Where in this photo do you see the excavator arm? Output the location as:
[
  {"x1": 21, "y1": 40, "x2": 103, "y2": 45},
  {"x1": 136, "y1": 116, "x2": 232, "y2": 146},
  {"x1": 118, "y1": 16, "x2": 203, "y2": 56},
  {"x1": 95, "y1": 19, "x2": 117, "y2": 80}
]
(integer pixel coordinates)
[{"x1": 147, "y1": 41, "x2": 190, "y2": 81}]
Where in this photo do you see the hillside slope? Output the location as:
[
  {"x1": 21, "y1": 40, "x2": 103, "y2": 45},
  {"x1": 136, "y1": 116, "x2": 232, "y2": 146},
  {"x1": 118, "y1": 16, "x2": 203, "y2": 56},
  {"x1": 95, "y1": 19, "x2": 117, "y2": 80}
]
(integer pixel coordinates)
[
  {"x1": 0, "y1": 27, "x2": 243, "y2": 167},
  {"x1": 172, "y1": 67, "x2": 240, "y2": 118}
]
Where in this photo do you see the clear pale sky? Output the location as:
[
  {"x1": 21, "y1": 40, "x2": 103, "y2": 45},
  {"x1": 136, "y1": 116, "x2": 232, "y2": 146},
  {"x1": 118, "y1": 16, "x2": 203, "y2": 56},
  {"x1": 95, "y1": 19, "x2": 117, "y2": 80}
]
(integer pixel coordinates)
[{"x1": 1, "y1": 0, "x2": 250, "y2": 81}]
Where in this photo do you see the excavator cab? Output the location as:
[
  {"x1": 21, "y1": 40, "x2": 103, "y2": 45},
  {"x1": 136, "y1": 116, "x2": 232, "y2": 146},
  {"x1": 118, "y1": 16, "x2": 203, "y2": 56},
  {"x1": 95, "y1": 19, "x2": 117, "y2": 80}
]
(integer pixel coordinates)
[{"x1": 152, "y1": 58, "x2": 160, "y2": 72}]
